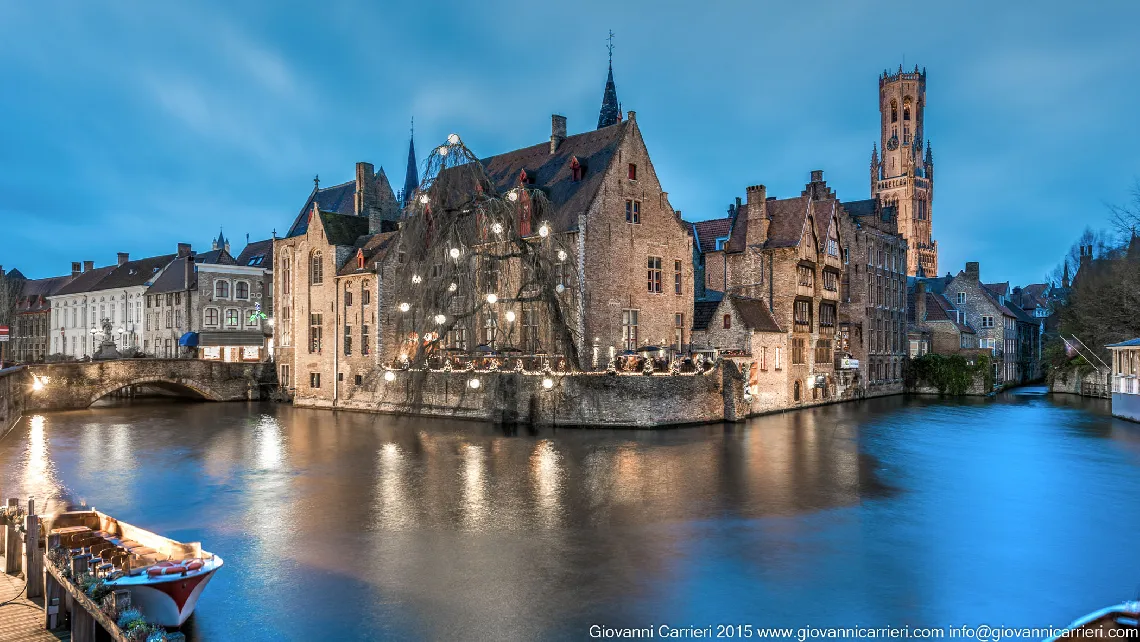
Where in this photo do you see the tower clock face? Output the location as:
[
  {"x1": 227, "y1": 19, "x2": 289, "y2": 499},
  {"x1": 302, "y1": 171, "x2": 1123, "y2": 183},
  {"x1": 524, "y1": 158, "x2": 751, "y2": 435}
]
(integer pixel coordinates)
[{"x1": 886, "y1": 135, "x2": 899, "y2": 151}]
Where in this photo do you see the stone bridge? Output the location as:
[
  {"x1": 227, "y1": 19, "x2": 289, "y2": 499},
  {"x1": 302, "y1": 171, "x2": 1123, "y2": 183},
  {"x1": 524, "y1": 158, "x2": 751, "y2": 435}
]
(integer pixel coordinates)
[{"x1": 24, "y1": 359, "x2": 276, "y2": 411}]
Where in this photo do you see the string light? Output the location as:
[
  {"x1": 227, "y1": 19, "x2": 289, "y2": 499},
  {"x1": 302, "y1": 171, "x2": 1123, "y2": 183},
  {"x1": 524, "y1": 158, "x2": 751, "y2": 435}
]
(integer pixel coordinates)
[
  {"x1": 556, "y1": 284, "x2": 565, "y2": 293},
  {"x1": 438, "y1": 146, "x2": 449, "y2": 156},
  {"x1": 435, "y1": 314, "x2": 447, "y2": 324},
  {"x1": 448, "y1": 283, "x2": 458, "y2": 292},
  {"x1": 486, "y1": 293, "x2": 498, "y2": 304},
  {"x1": 538, "y1": 223, "x2": 550, "y2": 238},
  {"x1": 412, "y1": 274, "x2": 422, "y2": 284},
  {"x1": 492, "y1": 223, "x2": 503, "y2": 235},
  {"x1": 419, "y1": 194, "x2": 430, "y2": 204},
  {"x1": 384, "y1": 371, "x2": 396, "y2": 382},
  {"x1": 449, "y1": 247, "x2": 460, "y2": 259},
  {"x1": 542, "y1": 377, "x2": 554, "y2": 390},
  {"x1": 557, "y1": 250, "x2": 567, "y2": 261},
  {"x1": 468, "y1": 378, "x2": 481, "y2": 389},
  {"x1": 505, "y1": 310, "x2": 516, "y2": 323},
  {"x1": 399, "y1": 302, "x2": 410, "y2": 312},
  {"x1": 508, "y1": 191, "x2": 519, "y2": 202},
  {"x1": 447, "y1": 133, "x2": 461, "y2": 145}
]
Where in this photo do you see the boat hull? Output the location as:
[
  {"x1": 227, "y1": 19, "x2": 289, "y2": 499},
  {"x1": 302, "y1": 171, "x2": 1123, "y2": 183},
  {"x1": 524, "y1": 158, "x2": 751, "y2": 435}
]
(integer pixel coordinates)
[{"x1": 112, "y1": 565, "x2": 220, "y2": 627}]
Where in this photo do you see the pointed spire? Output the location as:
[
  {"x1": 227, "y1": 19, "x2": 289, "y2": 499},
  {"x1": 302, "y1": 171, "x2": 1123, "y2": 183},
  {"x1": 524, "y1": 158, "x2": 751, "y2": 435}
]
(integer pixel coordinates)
[
  {"x1": 402, "y1": 119, "x2": 419, "y2": 209},
  {"x1": 916, "y1": 261, "x2": 927, "y2": 278},
  {"x1": 597, "y1": 30, "x2": 620, "y2": 129},
  {"x1": 1062, "y1": 261, "x2": 1071, "y2": 289},
  {"x1": 924, "y1": 141, "x2": 933, "y2": 166}
]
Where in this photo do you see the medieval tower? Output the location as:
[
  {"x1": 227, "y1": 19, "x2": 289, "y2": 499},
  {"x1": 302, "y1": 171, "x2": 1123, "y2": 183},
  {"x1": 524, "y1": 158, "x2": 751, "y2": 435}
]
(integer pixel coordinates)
[{"x1": 871, "y1": 65, "x2": 937, "y2": 277}]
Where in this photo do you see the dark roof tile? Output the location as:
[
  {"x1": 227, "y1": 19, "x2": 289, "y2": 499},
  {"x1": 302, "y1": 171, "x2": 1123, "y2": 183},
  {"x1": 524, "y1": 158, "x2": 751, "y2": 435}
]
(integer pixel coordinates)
[
  {"x1": 728, "y1": 295, "x2": 783, "y2": 333},
  {"x1": 691, "y1": 217, "x2": 733, "y2": 253}
]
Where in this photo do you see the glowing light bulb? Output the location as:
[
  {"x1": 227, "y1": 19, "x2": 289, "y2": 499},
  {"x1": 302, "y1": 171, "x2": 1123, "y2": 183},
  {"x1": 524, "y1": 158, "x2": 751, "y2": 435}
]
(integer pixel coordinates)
[
  {"x1": 557, "y1": 250, "x2": 567, "y2": 261},
  {"x1": 486, "y1": 293, "x2": 498, "y2": 304},
  {"x1": 399, "y1": 302, "x2": 410, "y2": 312},
  {"x1": 492, "y1": 223, "x2": 503, "y2": 235},
  {"x1": 438, "y1": 146, "x2": 448, "y2": 156},
  {"x1": 384, "y1": 371, "x2": 396, "y2": 382},
  {"x1": 412, "y1": 274, "x2": 422, "y2": 284},
  {"x1": 435, "y1": 314, "x2": 446, "y2": 324},
  {"x1": 448, "y1": 282, "x2": 458, "y2": 292},
  {"x1": 508, "y1": 191, "x2": 519, "y2": 202},
  {"x1": 32, "y1": 377, "x2": 44, "y2": 392},
  {"x1": 419, "y1": 194, "x2": 429, "y2": 205},
  {"x1": 449, "y1": 247, "x2": 460, "y2": 259},
  {"x1": 556, "y1": 284, "x2": 565, "y2": 294},
  {"x1": 542, "y1": 377, "x2": 554, "y2": 390},
  {"x1": 469, "y1": 378, "x2": 481, "y2": 389},
  {"x1": 505, "y1": 310, "x2": 516, "y2": 323},
  {"x1": 447, "y1": 133, "x2": 460, "y2": 145},
  {"x1": 538, "y1": 223, "x2": 550, "y2": 238}
]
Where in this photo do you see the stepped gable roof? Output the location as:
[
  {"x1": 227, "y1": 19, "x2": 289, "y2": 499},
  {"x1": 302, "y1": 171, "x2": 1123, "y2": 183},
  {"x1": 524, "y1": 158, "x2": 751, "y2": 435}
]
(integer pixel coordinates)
[
  {"x1": 691, "y1": 217, "x2": 732, "y2": 253},
  {"x1": 287, "y1": 180, "x2": 357, "y2": 238},
  {"x1": 727, "y1": 295, "x2": 783, "y2": 333},
  {"x1": 95, "y1": 254, "x2": 177, "y2": 290},
  {"x1": 52, "y1": 265, "x2": 116, "y2": 296},
  {"x1": 15, "y1": 275, "x2": 74, "y2": 313},
  {"x1": 481, "y1": 121, "x2": 628, "y2": 234},
  {"x1": 320, "y1": 211, "x2": 371, "y2": 247},
  {"x1": 235, "y1": 239, "x2": 274, "y2": 267},
  {"x1": 692, "y1": 296, "x2": 723, "y2": 331},
  {"x1": 337, "y1": 232, "x2": 398, "y2": 276}
]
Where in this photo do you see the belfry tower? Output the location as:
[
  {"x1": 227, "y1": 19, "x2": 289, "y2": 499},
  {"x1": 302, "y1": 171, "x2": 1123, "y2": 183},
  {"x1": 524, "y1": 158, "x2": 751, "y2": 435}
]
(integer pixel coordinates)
[{"x1": 871, "y1": 65, "x2": 937, "y2": 277}]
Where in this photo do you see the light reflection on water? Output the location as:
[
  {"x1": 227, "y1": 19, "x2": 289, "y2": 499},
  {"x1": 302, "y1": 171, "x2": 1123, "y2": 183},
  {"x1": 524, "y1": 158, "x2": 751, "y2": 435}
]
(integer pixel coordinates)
[{"x1": 0, "y1": 391, "x2": 1138, "y2": 640}]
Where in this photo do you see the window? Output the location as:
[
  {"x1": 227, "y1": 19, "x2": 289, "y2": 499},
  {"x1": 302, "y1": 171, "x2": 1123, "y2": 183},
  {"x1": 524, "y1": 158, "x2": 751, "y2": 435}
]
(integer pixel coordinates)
[
  {"x1": 225, "y1": 309, "x2": 239, "y2": 327},
  {"x1": 674, "y1": 260, "x2": 683, "y2": 295},
  {"x1": 165, "y1": 310, "x2": 172, "y2": 329},
  {"x1": 904, "y1": 104, "x2": 911, "y2": 121},
  {"x1": 843, "y1": 247, "x2": 849, "y2": 264},
  {"x1": 917, "y1": 198, "x2": 927, "y2": 221},
  {"x1": 362, "y1": 325, "x2": 370, "y2": 355},
  {"x1": 622, "y1": 309, "x2": 639, "y2": 350},
  {"x1": 522, "y1": 306, "x2": 539, "y2": 353},
  {"x1": 482, "y1": 314, "x2": 498, "y2": 346},
  {"x1": 792, "y1": 338, "x2": 806, "y2": 364},
  {"x1": 310, "y1": 372, "x2": 321, "y2": 389},
  {"x1": 826, "y1": 239, "x2": 839, "y2": 257},
  {"x1": 822, "y1": 270, "x2": 838, "y2": 292},
  {"x1": 570, "y1": 156, "x2": 583, "y2": 181},
  {"x1": 760, "y1": 346, "x2": 768, "y2": 371},
  {"x1": 310, "y1": 251, "x2": 324, "y2": 285},
  {"x1": 819, "y1": 303, "x2": 836, "y2": 335},
  {"x1": 775, "y1": 346, "x2": 782, "y2": 369},
  {"x1": 794, "y1": 299, "x2": 812, "y2": 331},
  {"x1": 205, "y1": 308, "x2": 219, "y2": 326},
  {"x1": 166, "y1": 293, "x2": 173, "y2": 306},
  {"x1": 890, "y1": 100, "x2": 898, "y2": 123},
  {"x1": 794, "y1": 380, "x2": 802, "y2": 402},
  {"x1": 344, "y1": 325, "x2": 352, "y2": 355},
  {"x1": 146, "y1": 296, "x2": 151, "y2": 308},
  {"x1": 981, "y1": 316, "x2": 995, "y2": 328},
  {"x1": 723, "y1": 314, "x2": 732, "y2": 330},
  {"x1": 245, "y1": 310, "x2": 255, "y2": 326},
  {"x1": 362, "y1": 289, "x2": 371, "y2": 306},
  {"x1": 449, "y1": 325, "x2": 468, "y2": 351},
  {"x1": 482, "y1": 258, "x2": 499, "y2": 292},
  {"x1": 236, "y1": 281, "x2": 249, "y2": 300},
  {"x1": 674, "y1": 313, "x2": 684, "y2": 349},
  {"x1": 215, "y1": 281, "x2": 230, "y2": 299},
  {"x1": 625, "y1": 200, "x2": 641, "y2": 224},
  {"x1": 354, "y1": 374, "x2": 363, "y2": 386},
  {"x1": 798, "y1": 265, "x2": 814, "y2": 288},
  {"x1": 815, "y1": 339, "x2": 832, "y2": 364},
  {"x1": 647, "y1": 257, "x2": 662, "y2": 293},
  {"x1": 309, "y1": 314, "x2": 322, "y2": 353},
  {"x1": 282, "y1": 257, "x2": 291, "y2": 295},
  {"x1": 175, "y1": 292, "x2": 181, "y2": 305},
  {"x1": 345, "y1": 290, "x2": 353, "y2": 306},
  {"x1": 956, "y1": 292, "x2": 965, "y2": 304},
  {"x1": 628, "y1": 163, "x2": 637, "y2": 180}
]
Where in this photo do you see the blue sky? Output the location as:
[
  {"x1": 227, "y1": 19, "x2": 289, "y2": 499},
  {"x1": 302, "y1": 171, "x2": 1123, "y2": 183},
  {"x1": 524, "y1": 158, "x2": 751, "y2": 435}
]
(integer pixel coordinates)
[{"x1": 2, "y1": 0, "x2": 1138, "y2": 284}]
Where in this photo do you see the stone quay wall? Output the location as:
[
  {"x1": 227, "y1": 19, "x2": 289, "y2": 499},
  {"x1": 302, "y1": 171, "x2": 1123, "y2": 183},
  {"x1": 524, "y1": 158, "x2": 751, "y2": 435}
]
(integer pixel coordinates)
[
  {"x1": 1049, "y1": 367, "x2": 1109, "y2": 398},
  {"x1": 295, "y1": 362, "x2": 747, "y2": 427},
  {"x1": 0, "y1": 366, "x2": 29, "y2": 439}
]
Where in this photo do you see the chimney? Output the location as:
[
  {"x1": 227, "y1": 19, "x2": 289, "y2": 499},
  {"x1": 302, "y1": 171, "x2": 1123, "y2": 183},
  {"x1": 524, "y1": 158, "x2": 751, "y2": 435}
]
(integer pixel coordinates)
[
  {"x1": 810, "y1": 170, "x2": 824, "y2": 183},
  {"x1": 177, "y1": 243, "x2": 191, "y2": 258},
  {"x1": 185, "y1": 252, "x2": 195, "y2": 289},
  {"x1": 745, "y1": 184, "x2": 767, "y2": 205},
  {"x1": 744, "y1": 185, "x2": 771, "y2": 246},
  {"x1": 916, "y1": 281, "x2": 927, "y2": 323},
  {"x1": 626, "y1": 110, "x2": 636, "y2": 122},
  {"x1": 117, "y1": 252, "x2": 129, "y2": 266},
  {"x1": 965, "y1": 261, "x2": 980, "y2": 282},
  {"x1": 550, "y1": 115, "x2": 567, "y2": 154},
  {"x1": 71, "y1": 262, "x2": 82, "y2": 277},
  {"x1": 83, "y1": 260, "x2": 94, "y2": 272},
  {"x1": 355, "y1": 162, "x2": 376, "y2": 216}
]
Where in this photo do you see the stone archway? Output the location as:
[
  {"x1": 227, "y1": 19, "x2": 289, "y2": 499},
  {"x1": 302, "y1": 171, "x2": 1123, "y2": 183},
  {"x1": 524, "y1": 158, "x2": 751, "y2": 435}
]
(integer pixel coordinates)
[{"x1": 86, "y1": 376, "x2": 223, "y2": 407}]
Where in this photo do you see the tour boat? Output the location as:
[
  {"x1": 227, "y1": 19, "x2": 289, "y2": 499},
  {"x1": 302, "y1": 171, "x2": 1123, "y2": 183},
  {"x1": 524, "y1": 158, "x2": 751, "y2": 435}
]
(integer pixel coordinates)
[
  {"x1": 49, "y1": 508, "x2": 224, "y2": 627},
  {"x1": 1048, "y1": 602, "x2": 1140, "y2": 641}
]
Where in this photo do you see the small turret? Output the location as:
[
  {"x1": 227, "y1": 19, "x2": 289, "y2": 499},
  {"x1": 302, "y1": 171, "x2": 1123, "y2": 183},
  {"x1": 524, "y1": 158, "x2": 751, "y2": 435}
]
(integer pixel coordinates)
[
  {"x1": 870, "y1": 144, "x2": 880, "y2": 196},
  {"x1": 597, "y1": 31, "x2": 621, "y2": 129}
]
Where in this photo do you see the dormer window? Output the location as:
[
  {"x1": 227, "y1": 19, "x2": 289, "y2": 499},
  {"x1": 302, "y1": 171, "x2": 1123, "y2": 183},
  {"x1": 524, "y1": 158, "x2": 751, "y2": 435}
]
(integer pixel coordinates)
[
  {"x1": 628, "y1": 163, "x2": 637, "y2": 180},
  {"x1": 357, "y1": 250, "x2": 365, "y2": 270},
  {"x1": 569, "y1": 156, "x2": 583, "y2": 182}
]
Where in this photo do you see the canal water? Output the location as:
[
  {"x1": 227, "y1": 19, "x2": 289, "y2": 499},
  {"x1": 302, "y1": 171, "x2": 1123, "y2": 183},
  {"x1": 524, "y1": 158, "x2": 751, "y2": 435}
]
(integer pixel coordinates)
[{"x1": 2, "y1": 389, "x2": 1139, "y2": 640}]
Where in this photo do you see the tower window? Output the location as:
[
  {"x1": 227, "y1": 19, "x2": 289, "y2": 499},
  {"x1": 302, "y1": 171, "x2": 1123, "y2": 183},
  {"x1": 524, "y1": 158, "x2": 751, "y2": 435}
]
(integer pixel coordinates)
[
  {"x1": 628, "y1": 163, "x2": 637, "y2": 180},
  {"x1": 904, "y1": 105, "x2": 911, "y2": 121},
  {"x1": 890, "y1": 100, "x2": 898, "y2": 123}
]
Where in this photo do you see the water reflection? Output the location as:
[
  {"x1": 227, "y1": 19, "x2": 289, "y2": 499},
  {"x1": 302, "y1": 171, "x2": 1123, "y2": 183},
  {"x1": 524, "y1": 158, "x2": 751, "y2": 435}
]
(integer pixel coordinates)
[{"x1": 1, "y1": 393, "x2": 1139, "y2": 640}]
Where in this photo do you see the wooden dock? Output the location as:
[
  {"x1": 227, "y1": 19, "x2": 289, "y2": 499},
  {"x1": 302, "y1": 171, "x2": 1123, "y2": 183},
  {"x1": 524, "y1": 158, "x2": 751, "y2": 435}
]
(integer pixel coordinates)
[{"x1": 0, "y1": 555, "x2": 68, "y2": 642}]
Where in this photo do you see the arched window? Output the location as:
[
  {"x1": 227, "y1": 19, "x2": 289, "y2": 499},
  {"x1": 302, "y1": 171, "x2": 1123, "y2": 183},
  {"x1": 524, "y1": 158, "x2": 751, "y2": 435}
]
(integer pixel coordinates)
[
  {"x1": 205, "y1": 307, "x2": 219, "y2": 326},
  {"x1": 794, "y1": 380, "x2": 802, "y2": 402},
  {"x1": 903, "y1": 100, "x2": 911, "y2": 121},
  {"x1": 890, "y1": 100, "x2": 898, "y2": 123},
  {"x1": 281, "y1": 255, "x2": 291, "y2": 295},
  {"x1": 310, "y1": 251, "x2": 324, "y2": 285},
  {"x1": 215, "y1": 280, "x2": 230, "y2": 299},
  {"x1": 235, "y1": 281, "x2": 249, "y2": 300}
]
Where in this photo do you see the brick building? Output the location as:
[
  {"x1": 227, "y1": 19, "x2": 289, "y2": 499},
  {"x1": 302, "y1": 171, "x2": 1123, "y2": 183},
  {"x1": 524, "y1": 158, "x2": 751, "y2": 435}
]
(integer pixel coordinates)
[
  {"x1": 9, "y1": 271, "x2": 74, "y2": 363},
  {"x1": 906, "y1": 280, "x2": 975, "y2": 357}
]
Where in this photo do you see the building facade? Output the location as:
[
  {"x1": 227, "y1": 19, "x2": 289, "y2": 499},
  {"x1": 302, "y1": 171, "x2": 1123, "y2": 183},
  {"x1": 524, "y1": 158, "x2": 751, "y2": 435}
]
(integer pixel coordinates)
[{"x1": 12, "y1": 274, "x2": 73, "y2": 362}]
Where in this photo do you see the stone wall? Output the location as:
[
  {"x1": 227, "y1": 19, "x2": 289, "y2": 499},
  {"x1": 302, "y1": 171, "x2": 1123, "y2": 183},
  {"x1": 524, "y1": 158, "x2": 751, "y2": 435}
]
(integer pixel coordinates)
[
  {"x1": 0, "y1": 366, "x2": 28, "y2": 439},
  {"x1": 296, "y1": 362, "x2": 746, "y2": 427},
  {"x1": 1049, "y1": 367, "x2": 1109, "y2": 397},
  {"x1": 909, "y1": 372, "x2": 990, "y2": 396}
]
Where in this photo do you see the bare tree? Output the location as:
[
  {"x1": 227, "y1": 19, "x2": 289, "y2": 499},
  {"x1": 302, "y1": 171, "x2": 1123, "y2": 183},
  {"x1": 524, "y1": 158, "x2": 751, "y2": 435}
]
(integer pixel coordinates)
[{"x1": 1108, "y1": 178, "x2": 1140, "y2": 239}]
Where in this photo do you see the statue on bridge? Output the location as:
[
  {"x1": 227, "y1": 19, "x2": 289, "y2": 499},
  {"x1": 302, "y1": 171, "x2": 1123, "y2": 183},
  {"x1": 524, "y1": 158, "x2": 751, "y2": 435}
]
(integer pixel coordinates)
[{"x1": 93, "y1": 317, "x2": 122, "y2": 361}]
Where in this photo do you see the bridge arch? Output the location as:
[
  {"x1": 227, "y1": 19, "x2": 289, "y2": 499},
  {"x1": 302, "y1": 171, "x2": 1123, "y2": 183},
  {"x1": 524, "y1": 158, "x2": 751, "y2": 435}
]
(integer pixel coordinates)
[{"x1": 87, "y1": 376, "x2": 224, "y2": 407}]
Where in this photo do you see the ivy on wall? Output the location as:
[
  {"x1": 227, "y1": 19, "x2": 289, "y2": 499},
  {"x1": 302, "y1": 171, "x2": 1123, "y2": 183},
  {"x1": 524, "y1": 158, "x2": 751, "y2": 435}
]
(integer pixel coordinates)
[{"x1": 907, "y1": 353, "x2": 993, "y2": 395}]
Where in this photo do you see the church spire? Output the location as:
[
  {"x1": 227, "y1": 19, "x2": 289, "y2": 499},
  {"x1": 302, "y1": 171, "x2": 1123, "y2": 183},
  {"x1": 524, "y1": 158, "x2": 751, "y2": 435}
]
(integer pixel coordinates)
[
  {"x1": 402, "y1": 119, "x2": 419, "y2": 209},
  {"x1": 597, "y1": 31, "x2": 620, "y2": 129}
]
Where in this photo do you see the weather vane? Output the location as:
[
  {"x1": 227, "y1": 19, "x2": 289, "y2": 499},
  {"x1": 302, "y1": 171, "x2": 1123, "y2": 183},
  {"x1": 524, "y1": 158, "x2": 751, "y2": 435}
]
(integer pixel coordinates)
[{"x1": 607, "y1": 30, "x2": 615, "y2": 65}]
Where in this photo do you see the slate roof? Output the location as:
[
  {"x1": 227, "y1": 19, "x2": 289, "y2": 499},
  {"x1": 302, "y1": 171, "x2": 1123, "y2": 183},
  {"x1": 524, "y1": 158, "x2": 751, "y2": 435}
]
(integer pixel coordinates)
[
  {"x1": 146, "y1": 258, "x2": 194, "y2": 294},
  {"x1": 1107, "y1": 338, "x2": 1140, "y2": 348},
  {"x1": 52, "y1": 265, "x2": 116, "y2": 296},
  {"x1": 16, "y1": 275, "x2": 74, "y2": 313},
  {"x1": 337, "y1": 232, "x2": 398, "y2": 276},
  {"x1": 287, "y1": 181, "x2": 356, "y2": 238},
  {"x1": 727, "y1": 295, "x2": 783, "y2": 333},
  {"x1": 481, "y1": 122, "x2": 628, "y2": 234},
  {"x1": 692, "y1": 297, "x2": 723, "y2": 331},
  {"x1": 906, "y1": 289, "x2": 975, "y2": 333},
  {"x1": 843, "y1": 199, "x2": 877, "y2": 218},
  {"x1": 195, "y1": 249, "x2": 236, "y2": 266},
  {"x1": 94, "y1": 254, "x2": 177, "y2": 290},
  {"x1": 235, "y1": 239, "x2": 274, "y2": 268},
  {"x1": 983, "y1": 282, "x2": 1010, "y2": 298},
  {"x1": 691, "y1": 217, "x2": 733, "y2": 253},
  {"x1": 726, "y1": 195, "x2": 826, "y2": 253},
  {"x1": 320, "y1": 211, "x2": 371, "y2": 247},
  {"x1": 5, "y1": 268, "x2": 26, "y2": 280}
]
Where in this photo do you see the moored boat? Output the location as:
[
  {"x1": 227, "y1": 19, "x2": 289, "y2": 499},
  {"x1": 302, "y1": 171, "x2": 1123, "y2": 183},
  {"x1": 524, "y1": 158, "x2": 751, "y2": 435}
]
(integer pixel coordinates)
[
  {"x1": 1048, "y1": 602, "x2": 1140, "y2": 641},
  {"x1": 49, "y1": 508, "x2": 223, "y2": 627}
]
